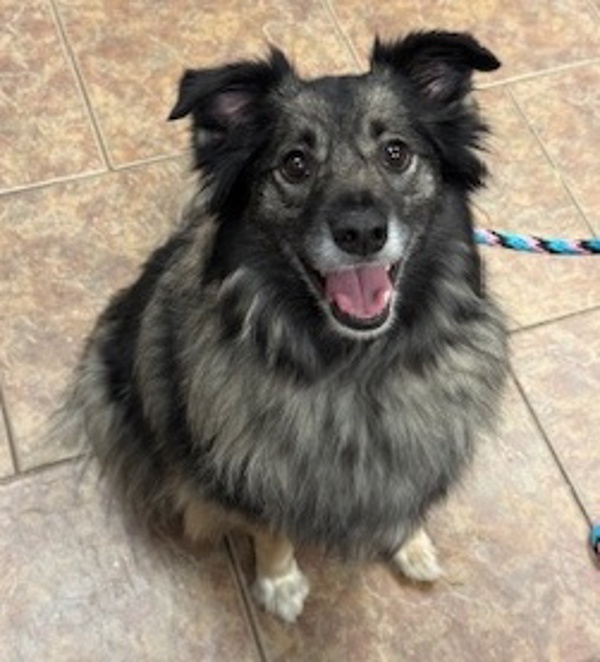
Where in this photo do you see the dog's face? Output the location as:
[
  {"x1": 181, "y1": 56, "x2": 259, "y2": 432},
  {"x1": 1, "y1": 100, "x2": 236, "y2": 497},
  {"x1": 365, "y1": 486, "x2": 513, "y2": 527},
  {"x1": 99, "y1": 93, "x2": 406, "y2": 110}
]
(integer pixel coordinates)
[
  {"x1": 169, "y1": 32, "x2": 499, "y2": 341},
  {"x1": 250, "y1": 75, "x2": 442, "y2": 338}
]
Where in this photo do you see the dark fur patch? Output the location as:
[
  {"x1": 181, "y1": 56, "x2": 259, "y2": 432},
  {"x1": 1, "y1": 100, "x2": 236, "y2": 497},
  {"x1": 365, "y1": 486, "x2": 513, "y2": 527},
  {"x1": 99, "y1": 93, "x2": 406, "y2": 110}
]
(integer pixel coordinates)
[{"x1": 64, "y1": 31, "x2": 508, "y2": 557}]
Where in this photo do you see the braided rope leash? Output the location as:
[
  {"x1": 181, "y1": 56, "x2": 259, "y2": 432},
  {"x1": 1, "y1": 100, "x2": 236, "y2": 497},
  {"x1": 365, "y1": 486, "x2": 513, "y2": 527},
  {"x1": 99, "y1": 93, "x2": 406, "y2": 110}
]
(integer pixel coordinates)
[
  {"x1": 474, "y1": 228, "x2": 600, "y2": 255},
  {"x1": 591, "y1": 524, "x2": 600, "y2": 564},
  {"x1": 477, "y1": 228, "x2": 600, "y2": 566}
]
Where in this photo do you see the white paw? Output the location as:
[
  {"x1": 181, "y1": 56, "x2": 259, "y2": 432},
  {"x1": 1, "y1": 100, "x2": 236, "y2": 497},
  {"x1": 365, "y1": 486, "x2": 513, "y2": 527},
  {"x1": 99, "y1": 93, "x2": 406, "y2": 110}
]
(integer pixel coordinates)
[
  {"x1": 252, "y1": 560, "x2": 309, "y2": 623},
  {"x1": 392, "y1": 529, "x2": 443, "y2": 582}
]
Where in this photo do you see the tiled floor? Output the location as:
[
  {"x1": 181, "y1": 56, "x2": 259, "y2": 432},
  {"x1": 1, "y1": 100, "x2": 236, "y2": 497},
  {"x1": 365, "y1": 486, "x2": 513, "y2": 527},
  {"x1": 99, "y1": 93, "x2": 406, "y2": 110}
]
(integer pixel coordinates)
[{"x1": 1, "y1": 1, "x2": 599, "y2": 660}]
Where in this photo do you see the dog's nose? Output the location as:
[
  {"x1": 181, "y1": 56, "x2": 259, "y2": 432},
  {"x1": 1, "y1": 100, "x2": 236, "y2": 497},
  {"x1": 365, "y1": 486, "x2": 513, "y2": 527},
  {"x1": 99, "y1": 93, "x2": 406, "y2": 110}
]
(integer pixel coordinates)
[{"x1": 330, "y1": 211, "x2": 388, "y2": 257}]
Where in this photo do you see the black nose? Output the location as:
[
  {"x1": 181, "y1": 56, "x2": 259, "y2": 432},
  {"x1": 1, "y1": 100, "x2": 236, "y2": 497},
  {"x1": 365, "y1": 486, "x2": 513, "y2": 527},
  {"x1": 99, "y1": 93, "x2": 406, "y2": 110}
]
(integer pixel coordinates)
[{"x1": 330, "y1": 210, "x2": 388, "y2": 257}]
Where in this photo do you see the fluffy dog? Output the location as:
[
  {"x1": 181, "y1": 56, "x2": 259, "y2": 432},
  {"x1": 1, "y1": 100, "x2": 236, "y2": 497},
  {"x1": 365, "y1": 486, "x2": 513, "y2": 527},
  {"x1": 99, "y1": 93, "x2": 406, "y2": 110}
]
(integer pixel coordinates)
[{"x1": 64, "y1": 31, "x2": 508, "y2": 622}]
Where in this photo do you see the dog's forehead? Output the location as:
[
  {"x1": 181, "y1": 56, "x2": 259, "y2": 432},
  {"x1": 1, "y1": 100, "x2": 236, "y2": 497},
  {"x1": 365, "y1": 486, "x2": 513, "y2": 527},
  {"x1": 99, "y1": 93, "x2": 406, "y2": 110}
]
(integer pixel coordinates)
[{"x1": 279, "y1": 73, "x2": 407, "y2": 129}]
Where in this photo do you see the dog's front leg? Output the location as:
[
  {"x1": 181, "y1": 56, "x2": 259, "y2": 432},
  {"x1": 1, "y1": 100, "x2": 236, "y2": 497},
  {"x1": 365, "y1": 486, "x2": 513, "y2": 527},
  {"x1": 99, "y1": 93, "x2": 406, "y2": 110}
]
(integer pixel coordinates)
[
  {"x1": 251, "y1": 529, "x2": 309, "y2": 623},
  {"x1": 391, "y1": 526, "x2": 443, "y2": 582}
]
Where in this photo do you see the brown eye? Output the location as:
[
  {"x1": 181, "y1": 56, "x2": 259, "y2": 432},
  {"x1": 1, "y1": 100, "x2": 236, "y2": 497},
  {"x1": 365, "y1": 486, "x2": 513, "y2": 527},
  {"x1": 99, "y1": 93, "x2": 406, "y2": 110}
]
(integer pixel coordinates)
[
  {"x1": 381, "y1": 140, "x2": 412, "y2": 171},
  {"x1": 281, "y1": 149, "x2": 312, "y2": 183}
]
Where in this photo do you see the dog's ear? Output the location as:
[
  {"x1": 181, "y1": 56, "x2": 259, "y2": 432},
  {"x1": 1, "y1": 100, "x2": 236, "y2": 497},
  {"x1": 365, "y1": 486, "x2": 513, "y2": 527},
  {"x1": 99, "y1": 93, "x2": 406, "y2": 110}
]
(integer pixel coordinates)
[
  {"x1": 371, "y1": 31, "x2": 500, "y2": 103},
  {"x1": 168, "y1": 49, "x2": 294, "y2": 219},
  {"x1": 168, "y1": 48, "x2": 293, "y2": 129}
]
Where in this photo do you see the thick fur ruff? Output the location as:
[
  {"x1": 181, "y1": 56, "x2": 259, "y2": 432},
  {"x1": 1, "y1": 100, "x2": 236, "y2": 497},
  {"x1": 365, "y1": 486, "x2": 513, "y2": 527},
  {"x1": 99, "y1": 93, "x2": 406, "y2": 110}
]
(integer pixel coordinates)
[{"x1": 62, "y1": 31, "x2": 508, "y2": 559}]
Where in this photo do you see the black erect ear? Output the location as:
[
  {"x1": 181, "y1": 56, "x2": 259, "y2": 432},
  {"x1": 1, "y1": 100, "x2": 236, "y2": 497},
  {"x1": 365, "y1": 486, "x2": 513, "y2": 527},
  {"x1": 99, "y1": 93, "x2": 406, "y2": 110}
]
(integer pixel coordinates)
[
  {"x1": 371, "y1": 31, "x2": 500, "y2": 103},
  {"x1": 168, "y1": 49, "x2": 294, "y2": 217},
  {"x1": 168, "y1": 48, "x2": 293, "y2": 130}
]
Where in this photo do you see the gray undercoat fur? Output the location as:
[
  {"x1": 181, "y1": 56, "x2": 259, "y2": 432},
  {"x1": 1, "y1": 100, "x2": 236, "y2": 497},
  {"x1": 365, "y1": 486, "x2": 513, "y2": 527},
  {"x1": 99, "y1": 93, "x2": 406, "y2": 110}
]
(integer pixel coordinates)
[
  {"x1": 66, "y1": 216, "x2": 507, "y2": 558},
  {"x1": 60, "y1": 33, "x2": 509, "y2": 560}
]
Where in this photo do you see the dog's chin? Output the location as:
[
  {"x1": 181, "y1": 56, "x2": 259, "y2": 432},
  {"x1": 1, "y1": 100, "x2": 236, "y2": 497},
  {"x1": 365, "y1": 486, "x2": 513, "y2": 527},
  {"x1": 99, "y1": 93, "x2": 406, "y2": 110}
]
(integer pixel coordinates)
[
  {"x1": 299, "y1": 258, "x2": 402, "y2": 340},
  {"x1": 329, "y1": 298, "x2": 394, "y2": 337},
  {"x1": 326, "y1": 298, "x2": 397, "y2": 340}
]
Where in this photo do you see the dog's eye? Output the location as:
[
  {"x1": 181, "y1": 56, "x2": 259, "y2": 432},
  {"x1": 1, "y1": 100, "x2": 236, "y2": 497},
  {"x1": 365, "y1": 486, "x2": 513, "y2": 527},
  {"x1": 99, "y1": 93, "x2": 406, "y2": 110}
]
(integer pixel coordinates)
[
  {"x1": 281, "y1": 149, "x2": 312, "y2": 183},
  {"x1": 381, "y1": 140, "x2": 412, "y2": 172}
]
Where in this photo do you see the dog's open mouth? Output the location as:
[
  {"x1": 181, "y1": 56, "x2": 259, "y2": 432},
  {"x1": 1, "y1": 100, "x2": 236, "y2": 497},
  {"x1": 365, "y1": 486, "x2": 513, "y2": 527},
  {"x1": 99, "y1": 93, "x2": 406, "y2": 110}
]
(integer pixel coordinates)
[{"x1": 308, "y1": 262, "x2": 400, "y2": 331}]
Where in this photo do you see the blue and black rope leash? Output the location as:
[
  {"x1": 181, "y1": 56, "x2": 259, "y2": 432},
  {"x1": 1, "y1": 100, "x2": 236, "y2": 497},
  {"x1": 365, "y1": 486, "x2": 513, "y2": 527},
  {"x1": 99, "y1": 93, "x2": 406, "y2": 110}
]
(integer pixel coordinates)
[
  {"x1": 474, "y1": 228, "x2": 600, "y2": 255},
  {"x1": 477, "y1": 227, "x2": 600, "y2": 565},
  {"x1": 592, "y1": 524, "x2": 600, "y2": 564}
]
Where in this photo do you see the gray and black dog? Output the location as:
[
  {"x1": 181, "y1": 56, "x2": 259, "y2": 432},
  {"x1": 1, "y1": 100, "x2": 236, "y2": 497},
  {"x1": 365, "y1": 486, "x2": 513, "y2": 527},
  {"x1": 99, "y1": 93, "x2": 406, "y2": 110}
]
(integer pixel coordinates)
[{"x1": 63, "y1": 31, "x2": 509, "y2": 622}]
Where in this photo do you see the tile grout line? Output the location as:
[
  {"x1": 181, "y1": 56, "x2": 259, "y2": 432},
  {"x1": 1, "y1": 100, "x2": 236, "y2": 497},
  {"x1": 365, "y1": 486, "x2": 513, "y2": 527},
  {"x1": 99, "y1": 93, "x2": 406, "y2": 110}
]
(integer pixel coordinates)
[
  {"x1": 480, "y1": 57, "x2": 600, "y2": 89},
  {"x1": 0, "y1": 379, "x2": 20, "y2": 475},
  {"x1": 506, "y1": 85, "x2": 597, "y2": 237},
  {"x1": 0, "y1": 152, "x2": 186, "y2": 199},
  {"x1": 0, "y1": 452, "x2": 87, "y2": 488},
  {"x1": 508, "y1": 304, "x2": 600, "y2": 336},
  {"x1": 585, "y1": 0, "x2": 600, "y2": 21},
  {"x1": 0, "y1": 167, "x2": 108, "y2": 199},
  {"x1": 111, "y1": 149, "x2": 192, "y2": 172},
  {"x1": 224, "y1": 535, "x2": 271, "y2": 662},
  {"x1": 320, "y1": 0, "x2": 363, "y2": 69},
  {"x1": 510, "y1": 370, "x2": 592, "y2": 527},
  {"x1": 48, "y1": 0, "x2": 113, "y2": 170}
]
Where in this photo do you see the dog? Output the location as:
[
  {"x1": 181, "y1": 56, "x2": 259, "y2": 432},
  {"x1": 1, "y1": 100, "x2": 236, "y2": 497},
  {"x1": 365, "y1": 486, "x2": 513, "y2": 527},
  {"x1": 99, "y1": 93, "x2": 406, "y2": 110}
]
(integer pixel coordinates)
[{"x1": 62, "y1": 31, "x2": 509, "y2": 622}]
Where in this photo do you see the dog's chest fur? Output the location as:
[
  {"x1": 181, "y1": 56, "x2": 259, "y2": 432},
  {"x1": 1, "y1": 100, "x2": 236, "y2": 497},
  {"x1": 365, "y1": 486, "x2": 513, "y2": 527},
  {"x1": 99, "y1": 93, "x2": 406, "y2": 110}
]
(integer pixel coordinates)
[
  {"x1": 64, "y1": 32, "x2": 510, "y2": 567},
  {"x1": 125, "y1": 230, "x2": 507, "y2": 557}
]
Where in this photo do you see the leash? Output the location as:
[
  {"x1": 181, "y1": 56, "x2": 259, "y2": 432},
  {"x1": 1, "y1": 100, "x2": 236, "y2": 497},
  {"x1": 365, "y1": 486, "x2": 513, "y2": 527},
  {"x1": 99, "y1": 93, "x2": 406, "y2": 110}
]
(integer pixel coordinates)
[
  {"x1": 476, "y1": 227, "x2": 599, "y2": 566},
  {"x1": 474, "y1": 228, "x2": 600, "y2": 255},
  {"x1": 592, "y1": 524, "x2": 600, "y2": 565}
]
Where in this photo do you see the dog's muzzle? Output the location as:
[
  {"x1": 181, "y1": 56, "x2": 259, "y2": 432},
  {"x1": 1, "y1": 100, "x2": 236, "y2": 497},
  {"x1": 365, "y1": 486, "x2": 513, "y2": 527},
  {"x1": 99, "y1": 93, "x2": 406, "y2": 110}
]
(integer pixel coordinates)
[
  {"x1": 324, "y1": 209, "x2": 393, "y2": 327},
  {"x1": 301, "y1": 210, "x2": 410, "y2": 336}
]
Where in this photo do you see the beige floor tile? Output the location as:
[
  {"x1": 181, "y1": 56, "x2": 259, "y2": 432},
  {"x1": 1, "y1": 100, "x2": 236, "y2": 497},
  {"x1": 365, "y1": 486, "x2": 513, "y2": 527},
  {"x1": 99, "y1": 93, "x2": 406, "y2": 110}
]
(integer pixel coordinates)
[
  {"x1": 511, "y1": 64, "x2": 600, "y2": 234},
  {"x1": 0, "y1": 160, "x2": 188, "y2": 470},
  {"x1": 231, "y1": 382, "x2": 599, "y2": 660},
  {"x1": 0, "y1": 390, "x2": 15, "y2": 478},
  {"x1": 0, "y1": 2, "x2": 104, "y2": 192},
  {"x1": 54, "y1": 0, "x2": 356, "y2": 165},
  {"x1": 328, "y1": 0, "x2": 600, "y2": 82},
  {"x1": 1, "y1": 2, "x2": 597, "y2": 660},
  {"x1": 511, "y1": 309, "x2": 600, "y2": 516},
  {"x1": 0, "y1": 461, "x2": 260, "y2": 662},
  {"x1": 474, "y1": 87, "x2": 600, "y2": 328}
]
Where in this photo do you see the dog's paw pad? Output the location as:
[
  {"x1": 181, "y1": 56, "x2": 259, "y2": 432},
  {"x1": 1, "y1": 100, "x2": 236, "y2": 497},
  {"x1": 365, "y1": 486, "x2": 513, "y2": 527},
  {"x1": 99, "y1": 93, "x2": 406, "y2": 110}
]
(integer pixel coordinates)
[
  {"x1": 252, "y1": 561, "x2": 309, "y2": 623},
  {"x1": 392, "y1": 529, "x2": 443, "y2": 582}
]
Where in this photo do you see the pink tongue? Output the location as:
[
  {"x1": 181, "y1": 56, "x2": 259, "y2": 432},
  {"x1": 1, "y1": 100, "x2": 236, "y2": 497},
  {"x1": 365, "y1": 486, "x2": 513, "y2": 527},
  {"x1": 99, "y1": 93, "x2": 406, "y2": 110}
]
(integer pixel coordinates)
[{"x1": 324, "y1": 265, "x2": 392, "y2": 319}]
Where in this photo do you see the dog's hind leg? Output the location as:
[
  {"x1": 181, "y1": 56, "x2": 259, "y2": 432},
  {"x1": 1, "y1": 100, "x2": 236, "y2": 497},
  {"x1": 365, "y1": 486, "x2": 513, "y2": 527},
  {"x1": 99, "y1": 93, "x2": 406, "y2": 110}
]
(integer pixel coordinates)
[
  {"x1": 251, "y1": 529, "x2": 309, "y2": 623},
  {"x1": 391, "y1": 526, "x2": 443, "y2": 582}
]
